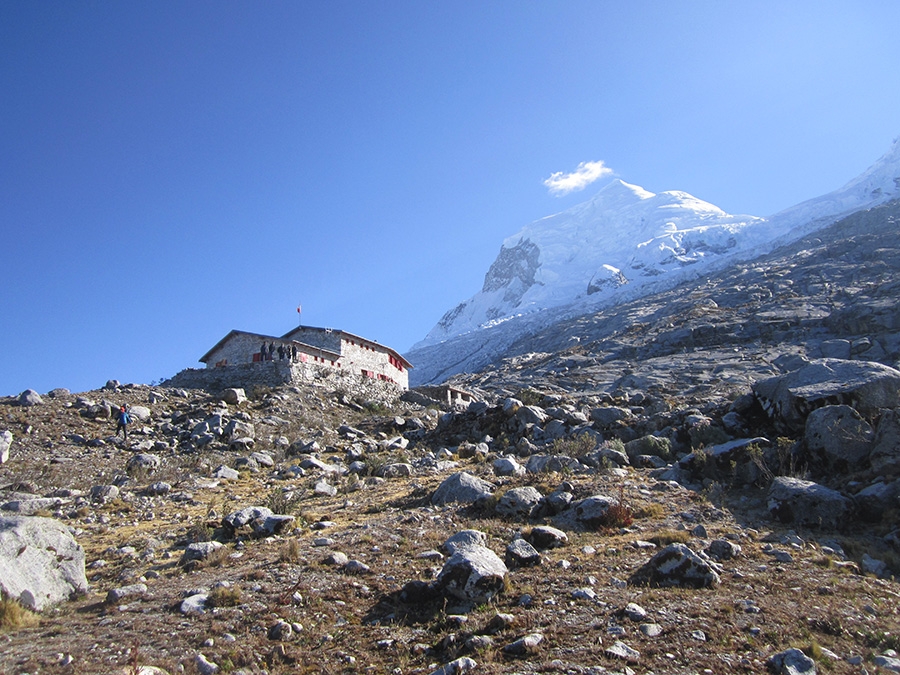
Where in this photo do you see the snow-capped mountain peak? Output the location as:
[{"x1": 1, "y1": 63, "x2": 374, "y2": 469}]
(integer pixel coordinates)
[
  {"x1": 419, "y1": 178, "x2": 762, "y2": 347},
  {"x1": 407, "y1": 137, "x2": 900, "y2": 386}
]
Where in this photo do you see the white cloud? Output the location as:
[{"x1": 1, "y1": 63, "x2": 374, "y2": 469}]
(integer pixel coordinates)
[{"x1": 543, "y1": 160, "x2": 614, "y2": 196}]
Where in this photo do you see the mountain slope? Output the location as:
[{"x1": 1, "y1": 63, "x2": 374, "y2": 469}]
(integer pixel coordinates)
[{"x1": 407, "y1": 137, "x2": 900, "y2": 386}]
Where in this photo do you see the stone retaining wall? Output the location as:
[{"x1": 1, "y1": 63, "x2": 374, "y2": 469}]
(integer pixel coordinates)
[{"x1": 162, "y1": 361, "x2": 402, "y2": 402}]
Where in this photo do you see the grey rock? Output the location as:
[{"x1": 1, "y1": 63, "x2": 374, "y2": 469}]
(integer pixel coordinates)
[
  {"x1": 492, "y1": 456, "x2": 525, "y2": 476},
  {"x1": 629, "y1": 543, "x2": 721, "y2": 588},
  {"x1": 180, "y1": 593, "x2": 209, "y2": 615},
  {"x1": 605, "y1": 640, "x2": 640, "y2": 662},
  {"x1": 502, "y1": 632, "x2": 543, "y2": 656},
  {"x1": 268, "y1": 620, "x2": 293, "y2": 641},
  {"x1": 146, "y1": 481, "x2": 171, "y2": 496},
  {"x1": 377, "y1": 462, "x2": 414, "y2": 478},
  {"x1": 525, "y1": 525, "x2": 568, "y2": 551},
  {"x1": 767, "y1": 476, "x2": 853, "y2": 529},
  {"x1": 753, "y1": 358, "x2": 900, "y2": 431},
  {"x1": 126, "y1": 453, "x2": 161, "y2": 476},
  {"x1": 427, "y1": 656, "x2": 478, "y2": 675},
  {"x1": 496, "y1": 486, "x2": 543, "y2": 519},
  {"x1": 0, "y1": 515, "x2": 88, "y2": 610},
  {"x1": 212, "y1": 465, "x2": 239, "y2": 480},
  {"x1": 525, "y1": 454, "x2": 582, "y2": 474},
  {"x1": 767, "y1": 647, "x2": 816, "y2": 675},
  {"x1": 869, "y1": 409, "x2": 900, "y2": 474},
  {"x1": 18, "y1": 389, "x2": 44, "y2": 406},
  {"x1": 324, "y1": 551, "x2": 349, "y2": 566},
  {"x1": 706, "y1": 539, "x2": 742, "y2": 560},
  {"x1": 105, "y1": 583, "x2": 148, "y2": 604},
  {"x1": 249, "y1": 451, "x2": 274, "y2": 467},
  {"x1": 505, "y1": 538, "x2": 541, "y2": 568},
  {"x1": 590, "y1": 406, "x2": 632, "y2": 426},
  {"x1": 223, "y1": 506, "x2": 294, "y2": 537},
  {"x1": 855, "y1": 479, "x2": 900, "y2": 521},
  {"x1": 436, "y1": 543, "x2": 508, "y2": 604},
  {"x1": 194, "y1": 653, "x2": 220, "y2": 675},
  {"x1": 314, "y1": 480, "x2": 338, "y2": 497},
  {"x1": 516, "y1": 405, "x2": 548, "y2": 426},
  {"x1": 873, "y1": 654, "x2": 900, "y2": 672},
  {"x1": 805, "y1": 405, "x2": 874, "y2": 470},
  {"x1": 442, "y1": 529, "x2": 487, "y2": 554},
  {"x1": 180, "y1": 541, "x2": 224, "y2": 565},
  {"x1": 1, "y1": 497, "x2": 67, "y2": 515},
  {"x1": 572, "y1": 494, "x2": 618, "y2": 528},
  {"x1": 128, "y1": 405, "x2": 152, "y2": 422},
  {"x1": 624, "y1": 602, "x2": 647, "y2": 621},
  {"x1": 90, "y1": 484, "x2": 119, "y2": 504},
  {"x1": 224, "y1": 419, "x2": 255, "y2": 441},
  {"x1": 639, "y1": 623, "x2": 663, "y2": 637},
  {"x1": 221, "y1": 388, "x2": 247, "y2": 405},
  {"x1": 431, "y1": 472, "x2": 494, "y2": 506}
]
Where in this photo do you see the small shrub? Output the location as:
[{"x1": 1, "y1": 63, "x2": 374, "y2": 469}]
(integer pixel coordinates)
[
  {"x1": 279, "y1": 538, "x2": 301, "y2": 563},
  {"x1": 598, "y1": 485, "x2": 633, "y2": 529},
  {"x1": 207, "y1": 585, "x2": 242, "y2": 608},
  {"x1": 517, "y1": 389, "x2": 544, "y2": 406},
  {"x1": 266, "y1": 488, "x2": 301, "y2": 515},
  {"x1": 551, "y1": 433, "x2": 598, "y2": 458}
]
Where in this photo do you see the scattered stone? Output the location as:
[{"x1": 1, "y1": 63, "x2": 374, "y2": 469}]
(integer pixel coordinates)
[
  {"x1": 524, "y1": 525, "x2": 568, "y2": 551},
  {"x1": 427, "y1": 656, "x2": 478, "y2": 675},
  {"x1": 505, "y1": 538, "x2": 541, "y2": 568},
  {"x1": 221, "y1": 388, "x2": 247, "y2": 405},
  {"x1": 442, "y1": 529, "x2": 487, "y2": 554},
  {"x1": 767, "y1": 647, "x2": 816, "y2": 674},
  {"x1": 179, "y1": 541, "x2": 224, "y2": 566},
  {"x1": 502, "y1": 633, "x2": 543, "y2": 656},
  {"x1": 496, "y1": 486, "x2": 543, "y2": 519},
  {"x1": 604, "y1": 640, "x2": 640, "y2": 662},
  {"x1": 194, "y1": 653, "x2": 219, "y2": 675},
  {"x1": 431, "y1": 472, "x2": 495, "y2": 506},
  {"x1": 106, "y1": 583, "x2": 148, "y2": 604}
]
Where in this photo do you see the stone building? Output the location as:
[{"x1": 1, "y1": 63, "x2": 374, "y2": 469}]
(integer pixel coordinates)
[{"x1": 198, "y1": 325, "x2": 412, "y2": 390}]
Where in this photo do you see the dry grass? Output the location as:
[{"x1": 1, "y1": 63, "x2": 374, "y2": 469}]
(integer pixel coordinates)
[{"x1": 0, "y1": 597, "x2": 39, "y2": 631}]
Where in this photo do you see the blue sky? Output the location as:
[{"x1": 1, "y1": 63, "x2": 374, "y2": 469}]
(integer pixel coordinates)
[{"x1": 2, "y1": 1, "x2": 899, "y2": 395}]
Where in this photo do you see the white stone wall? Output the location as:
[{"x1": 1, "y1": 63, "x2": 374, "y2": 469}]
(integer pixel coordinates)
[
  {"x1": 205, "y1": 333, "x2": 269, "y2": 367},
  {"x1": 339, "y1": 337, "x2": 409, "y2": 389}
]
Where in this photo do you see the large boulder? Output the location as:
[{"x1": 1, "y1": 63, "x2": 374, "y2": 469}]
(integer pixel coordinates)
[
  {"x1": 753, "y1": 359, "x2": 900, "y2": 431},
  {"x1": 804, "y1": 405, "x2": 874, "y2": 471},
  {"x1": 767, "y1": 476, "x2": 853, "y2": 529},
  {"x1": 0, "y1": 516, "x2": 88, "y2": 610},
  {"x1": 436, "y1": 543, "x2": 508, "y2": 605},
  {"x1": 628, "y1": 543, "x2": 721, "y2": 589},
  {"x1": 431, "y1": 472, "x2": 494, "y2": 506}
]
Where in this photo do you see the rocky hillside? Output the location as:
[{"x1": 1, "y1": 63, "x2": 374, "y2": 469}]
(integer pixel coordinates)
[{"x1": 2, "y1": 227, "x2": 900, "y2": 675}]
